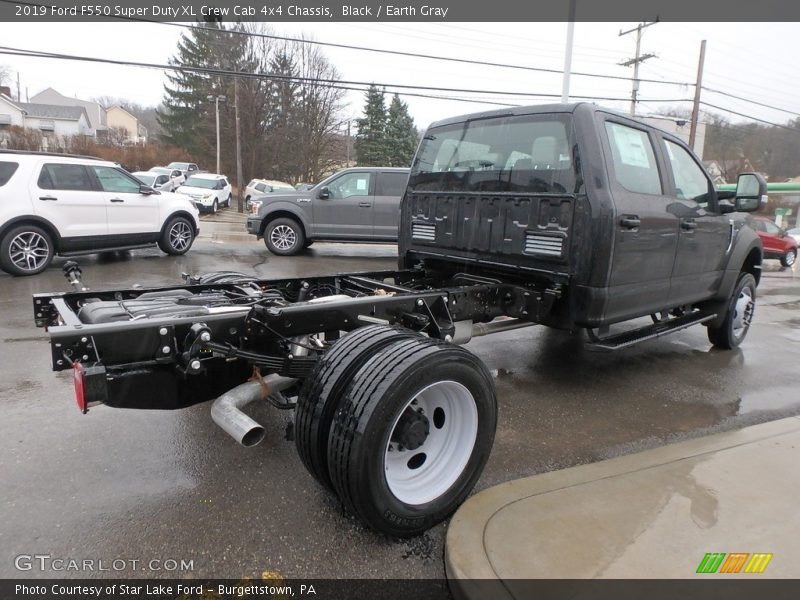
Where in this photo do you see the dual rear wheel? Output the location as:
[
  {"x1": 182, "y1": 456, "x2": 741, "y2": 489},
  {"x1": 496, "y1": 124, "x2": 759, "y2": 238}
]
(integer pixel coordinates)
[{"x1": 295, "y1": 325, "x2": 497, "y2": 537}]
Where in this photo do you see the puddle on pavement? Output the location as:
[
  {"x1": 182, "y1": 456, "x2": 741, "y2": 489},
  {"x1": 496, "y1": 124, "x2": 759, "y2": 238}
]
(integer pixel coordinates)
[{"x1": 737, "y1": 385, "x2": 800, "y2": 415}]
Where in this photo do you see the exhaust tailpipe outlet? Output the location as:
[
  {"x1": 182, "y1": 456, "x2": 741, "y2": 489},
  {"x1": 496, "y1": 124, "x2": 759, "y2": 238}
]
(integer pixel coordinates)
[{"x1": 210, "y1": 376, "x2": 296, "y2": 447}]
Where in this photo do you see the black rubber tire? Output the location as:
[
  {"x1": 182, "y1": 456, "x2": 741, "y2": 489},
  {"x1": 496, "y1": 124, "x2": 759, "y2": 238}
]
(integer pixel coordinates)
[
  {"x1": 296, "y1": 325, "x2": 420, "y2": 490},
  {"x1": 264, "y1": 217, "x2": 305, "y2": 256},
  {"x1": 225, "y1": 194, "x2": 232, "y2": 208},
  {"x1": 707, "y1": 272, "x2": 756, "y2": 349},
  {"x1": 327, "y1": 338, "x2": 497, "y2": 537},
  {"x1": 157, "y1": 216, "x2": 195, "y2": 255},
  {"x1": 303, "y1": 240, "x2": 314, "y2": 248},
  {"x1": 0, "y1": 224, "x2": 55, "y2": 276},
  {"x1": 211, "y1": 199, "x2": 218, "y2": 214},
  {"x1": 780, "y1": 248, "x2": 797, "y2": 267}
]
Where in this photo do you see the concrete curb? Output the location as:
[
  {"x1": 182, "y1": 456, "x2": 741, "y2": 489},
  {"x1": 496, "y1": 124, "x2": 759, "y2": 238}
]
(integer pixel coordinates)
[{"x1": 446, "y1": 417, "x2": 800, "y2": 598}]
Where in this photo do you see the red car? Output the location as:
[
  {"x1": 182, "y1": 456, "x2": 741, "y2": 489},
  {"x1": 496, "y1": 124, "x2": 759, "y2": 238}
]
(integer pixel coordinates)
[{"x1": 751, "y1": 216, "x2": 798, "y2": 267}]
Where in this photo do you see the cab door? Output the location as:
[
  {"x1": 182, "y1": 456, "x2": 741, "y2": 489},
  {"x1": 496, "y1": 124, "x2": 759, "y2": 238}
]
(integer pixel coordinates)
[
  {"x1": 311, "y1": 171, "x2": 374, "y2": 238},
  {"x1": 601, "y1": 118, "x2": 679, "y2": 322},
  {"x1": 31, "y1": 162, "x2": 109, "y2": 248},
  {"x1": 659, "y1": 137, "x2": 731, "y2": 305},
  {"x1": 91, "y1": 165, "x2": 160, "y2": 236},
  {"x1": 373, "y1": 171, "x2": 409, "y2": 240}
]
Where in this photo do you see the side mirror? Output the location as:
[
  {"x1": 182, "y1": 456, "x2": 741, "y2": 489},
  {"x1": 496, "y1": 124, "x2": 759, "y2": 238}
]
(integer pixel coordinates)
[
  {"x1": 734, "y1": 172, "x2": 767, "y2": 212},
  {"x1": 139, "y1": 184, "x2": 159, "y2": 195},
  {"x1": 318, "y1": 186, "x2": 331, "y2": 199}
]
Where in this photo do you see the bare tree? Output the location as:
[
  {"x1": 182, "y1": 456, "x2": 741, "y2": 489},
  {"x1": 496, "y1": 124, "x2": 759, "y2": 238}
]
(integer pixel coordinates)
[
  {"x1": 292, "y1": 39, "x2": 346, "y2": 182},
  {"x1": 0, "y1": 64, "x2": 12, "y2": 92}
]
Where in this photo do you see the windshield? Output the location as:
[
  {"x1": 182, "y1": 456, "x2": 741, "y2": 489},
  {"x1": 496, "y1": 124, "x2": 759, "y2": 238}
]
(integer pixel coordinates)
[
  {"x1": 135, "y1": 174, "x2": 155, "y2": 186},
  {"x1": 409, "y1": 113, "x2": 580, "y2": 194},
  {"x1": 151, "y1": 168, "x2": 170, "y2": 175},
  {"x1": 183, "y1": 177, "x2": 217, "y2": 189},
  {"x1": 168, "y1": 162, "x2": 189, "y2": 170}
]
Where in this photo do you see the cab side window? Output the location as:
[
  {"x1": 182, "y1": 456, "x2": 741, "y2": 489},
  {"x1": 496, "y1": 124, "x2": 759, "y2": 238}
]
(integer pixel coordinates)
[
  {"x1": 92, "y1": 166, "x2": 141, "y2": 193},
  {"x1": 328, "y1": 173, "x2": 371, "y2": 199},
  {"x1": 604, "y1": 122, "x2": 662, "y2": 195},
  {"x1": 38, "y1": 163, "x2": 95, "y2": 191},
  {"x1": 376, "y1": 172, "x2": 409, "y2": 196},
  {"x1": 663, "y1": 140, "x2": 712, "y2": 206}
]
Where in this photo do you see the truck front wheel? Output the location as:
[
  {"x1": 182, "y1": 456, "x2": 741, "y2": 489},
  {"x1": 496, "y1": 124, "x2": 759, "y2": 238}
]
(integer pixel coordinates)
[
  {"x1": 327, "y1": 338, "x2": 497, "y2": 537},
  {"x1": 707, "y1": 272, "x2": 756, "y2": 349},
  {"x1": 264, "y1": 218, "x2": 304, "y2": 256}
]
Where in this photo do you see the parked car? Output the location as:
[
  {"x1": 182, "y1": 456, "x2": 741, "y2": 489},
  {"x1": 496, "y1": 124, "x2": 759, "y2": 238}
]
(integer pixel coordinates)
[
  {"x1": 244, "y1": 179, "x2": 296, "y2": 211},
  {"x1": 787, "y1": 227, "x2": 800, "y2": 245},
  {"x1": 148, "y1": 167, "x2": 185, "y2": 191},
  {"x1": 246, "y1": 167, "x2": 410, "y2": 255},
  {"x1": 751, "y1": 216, "x2": 798, "y2": 266},
  {"x1": 175, "y1": 173, "x2": 232, "y2": 213},
  {"x1": 0, "y1": 150, "x2": 200, "y2": 276},
  {"x1": 133, "y1": 171, "x2": 174, "y2": 192},
  {"x1": 166, "y1": 162, "x2": 200, "y2": 177},
  {"x1": 295, "y1": 183, "x2": 314, "y2": 192}
]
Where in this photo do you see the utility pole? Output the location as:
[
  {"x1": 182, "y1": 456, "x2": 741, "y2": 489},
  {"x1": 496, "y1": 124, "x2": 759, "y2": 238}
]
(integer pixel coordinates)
[
  {"x1": 561, "y1": 0, "x2": 576, "y2": 103},
  {"x1": 346, "y1": 120, "x2": 351, "y2": 165},
  {"x1": 688, "y1": 40, "x2": 707, "y2": 153},
  {"x1": 16, "y1": 72, "x2": 20, "y2": 102},
  {"x1": 619, "y1": 21, "x2": 658, "y2": 116},
  {"x1": 207, "y1": 94, "x2": 226, "y2": 174},
  {"x1": 234, "y1": 78, "x2": 244, "y2": 213}
]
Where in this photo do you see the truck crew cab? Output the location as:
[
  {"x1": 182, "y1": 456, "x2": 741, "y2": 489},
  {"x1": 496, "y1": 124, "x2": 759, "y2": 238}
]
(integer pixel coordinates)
[{"x1": 32, "y1": 104, "x2": 764, "y2": 537}]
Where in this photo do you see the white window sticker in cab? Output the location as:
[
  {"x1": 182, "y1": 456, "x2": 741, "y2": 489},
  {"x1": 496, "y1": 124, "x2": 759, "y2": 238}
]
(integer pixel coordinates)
[{"x1": 608, "y1": 123, "x2": 652, "y2": 169}]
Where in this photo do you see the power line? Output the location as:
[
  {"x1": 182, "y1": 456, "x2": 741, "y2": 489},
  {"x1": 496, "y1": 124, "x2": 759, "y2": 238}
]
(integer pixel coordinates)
[
  {"x1": 701, "y1": 87, "x2": 800, "y2": 118},
  {"x1": 0, "y1": 46, "x2": 692, "y2": 106},
  {"x1": 0, "y1": 0, "x2": 694, "y2": 88},
  {"x1": 699, "y1": 101, "x2": 800, "y2": 131}
]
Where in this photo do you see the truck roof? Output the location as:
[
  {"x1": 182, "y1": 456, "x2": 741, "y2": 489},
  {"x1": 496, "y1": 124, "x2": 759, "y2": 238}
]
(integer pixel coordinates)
[{"x1": 427, "y1": 102, "x2": 589, "y2": 129}]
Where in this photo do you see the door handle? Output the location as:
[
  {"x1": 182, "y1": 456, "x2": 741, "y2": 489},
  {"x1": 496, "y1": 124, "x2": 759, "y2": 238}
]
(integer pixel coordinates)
[
  {"x1": 681, "y1": 220, "x2": 697, "y2": 230},
  {"x1": 620, "y1": 216, "x2": 641, "y2": 229},
  {"x1": 109, "y1": 198, "x2": 125, "y2": 203},
  {"x1": 359, "y1": 202, "x2": 372, "y2": 208},
  {"x1": 38, "y1": 196, "x2": 58, "y2": 201}
]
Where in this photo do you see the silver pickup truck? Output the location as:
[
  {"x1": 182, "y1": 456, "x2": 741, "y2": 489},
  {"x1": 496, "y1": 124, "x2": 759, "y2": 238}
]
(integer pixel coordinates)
[{"x1": 246, "y1": 167, "x2": 410, "y2": 255}]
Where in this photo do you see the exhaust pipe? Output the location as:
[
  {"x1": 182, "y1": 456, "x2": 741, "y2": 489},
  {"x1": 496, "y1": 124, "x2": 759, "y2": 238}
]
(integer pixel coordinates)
[
  {"x1": 211, "y1": 375, "x2": 296, "y2": 447},
  {"x1": 451, "y1": 318, "x2": 537, "y2": 344}
]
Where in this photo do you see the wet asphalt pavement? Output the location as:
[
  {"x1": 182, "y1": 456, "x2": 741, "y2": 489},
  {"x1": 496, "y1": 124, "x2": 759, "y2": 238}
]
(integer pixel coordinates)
[{"x1": 1, "y1": 212, "x2": 800, "y2": 580}]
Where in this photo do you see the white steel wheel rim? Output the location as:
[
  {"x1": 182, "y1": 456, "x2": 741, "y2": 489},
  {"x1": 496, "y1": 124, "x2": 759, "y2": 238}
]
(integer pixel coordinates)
[
  {"x1": 271, "y1": 225, "x2": 297, "y2": 251},
  {"x1": 731, "y1": 286, "x2": 754, "y2": 339},
  {"x1": 9, "y1": 231, "x2": 50, "y2": 271},
  {"x1": 384, "y1": 380, "x2": 479, "y2": 506},
  {"x1": 169, "y1": 221, "x2": 192, "y2": 251},
  {"x1": 786, "y1": 250, "x2": 796, "y2": 266}
]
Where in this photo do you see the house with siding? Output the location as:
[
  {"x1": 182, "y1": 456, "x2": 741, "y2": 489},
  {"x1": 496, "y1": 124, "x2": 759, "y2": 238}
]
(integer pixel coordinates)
[
  {"x1": 0, "y1": 93, "x2": 91, "y2": 148},
  {"x1": 30, "y1": 87, "x2": 106, "y2": 137}
]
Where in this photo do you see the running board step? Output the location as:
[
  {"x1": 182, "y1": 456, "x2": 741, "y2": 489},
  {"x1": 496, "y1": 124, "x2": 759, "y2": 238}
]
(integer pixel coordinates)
[{"x1": 586, "y1": 312, "x2": 717, "y2": 351}]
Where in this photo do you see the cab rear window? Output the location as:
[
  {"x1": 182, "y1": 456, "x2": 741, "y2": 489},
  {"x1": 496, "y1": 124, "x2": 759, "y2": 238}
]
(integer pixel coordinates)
[{"x1": 0, "y1": 161, "x2": 19, "y2": 186}]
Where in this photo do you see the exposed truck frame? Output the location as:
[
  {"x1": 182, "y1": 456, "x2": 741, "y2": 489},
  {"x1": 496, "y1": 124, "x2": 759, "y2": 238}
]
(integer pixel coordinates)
[{"x1": 32, "y1": 103, "x2": 766, "y2": 537}]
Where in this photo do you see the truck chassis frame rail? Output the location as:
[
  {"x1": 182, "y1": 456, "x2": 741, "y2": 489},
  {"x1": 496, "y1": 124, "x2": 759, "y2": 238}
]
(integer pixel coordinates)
[{"x1": 32, "y1": 266, "x2": 555, "y2": 536}]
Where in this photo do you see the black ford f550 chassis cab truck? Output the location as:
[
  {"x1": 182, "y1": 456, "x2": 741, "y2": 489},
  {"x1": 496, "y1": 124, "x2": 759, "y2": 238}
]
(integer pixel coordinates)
[{"x1": 32, "y1": 103, "x2": 765, "y2": 537}]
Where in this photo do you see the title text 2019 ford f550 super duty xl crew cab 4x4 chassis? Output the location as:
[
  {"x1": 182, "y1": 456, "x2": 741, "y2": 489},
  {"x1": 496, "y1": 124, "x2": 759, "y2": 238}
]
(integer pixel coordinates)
[{"x1": 32, "y1": 104, "x2": 765, "y2": 537}]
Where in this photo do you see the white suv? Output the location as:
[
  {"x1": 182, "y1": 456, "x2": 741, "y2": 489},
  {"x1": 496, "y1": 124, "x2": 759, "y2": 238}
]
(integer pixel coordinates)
[
  {"x1": 0, "y1": 151, "x2": 201, "y2": 276},
  {"x1": 175, "y1": 173, "x2": 232, "y2": 213}
]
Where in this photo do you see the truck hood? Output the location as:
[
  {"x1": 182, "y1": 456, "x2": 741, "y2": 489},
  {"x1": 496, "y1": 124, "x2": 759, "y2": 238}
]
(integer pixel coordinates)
[{"x1": 253, "y1": 191, "x2": 306, "y2": 203}]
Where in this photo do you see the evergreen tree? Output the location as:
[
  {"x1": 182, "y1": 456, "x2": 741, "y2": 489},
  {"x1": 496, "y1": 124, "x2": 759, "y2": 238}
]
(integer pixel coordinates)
[
  {"x1": 384, "y1": 94, "x2": 418, "y2": 167},
  {"x1": 157, "y1": 23, "x2": 248, "y2": 170},
  {"x1": 355, "y1": 85, "x2": 387, "y2": 166}
]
